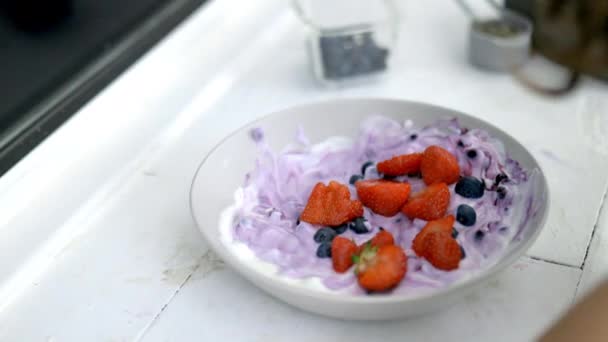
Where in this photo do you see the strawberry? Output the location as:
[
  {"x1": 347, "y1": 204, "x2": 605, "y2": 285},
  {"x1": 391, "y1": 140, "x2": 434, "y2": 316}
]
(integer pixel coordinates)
[
  {"x1": 420, "y1": 145, "x2": 460, "y2": 185},
  {"x1": 300, "y1": 181, "x2": 363, "y2": 226},
  {"x1": 369, "y1": 229, "x2": 395, "y2": 248},
  {"x1": 350, "y1": 200, "x2": 364, "y2": 220},
  {"x1": 423, "y1": 231, "x2": 462, "y2": 271},
  {"x1": 358, "y1": 229, "x2": 395, "y2": 254},
  {"x1": 331, "y1": 236, "x2": 358, "y2": 273},
  {"x1": 401, "y1": 182, "x2": 450, "y2": 221},
  {"x1": 355, "y1": 244, "x2": 407, "y2": 292},
  {"x1": 412, "y1": 216, "x2": 455, "y2": 256},
  {"x1": 377, "y1": 153, "x2": 423, "y2": 176},
  {"x1": 412, "y1": 216, "x2": 461, "y2": 271},
  {"x1": 355, "y1": 179, "x2": 411, "y2": 216}
]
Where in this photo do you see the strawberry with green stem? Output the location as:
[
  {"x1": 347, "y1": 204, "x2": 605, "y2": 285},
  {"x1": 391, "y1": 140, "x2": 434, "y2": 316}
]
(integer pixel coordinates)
[{"x1": 354, "y1": 244, "x2": 407, "y2": 292}]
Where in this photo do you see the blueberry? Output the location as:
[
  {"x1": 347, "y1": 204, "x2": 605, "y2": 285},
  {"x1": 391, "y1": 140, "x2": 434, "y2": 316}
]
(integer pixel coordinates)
[
  {"x1": 267, "y1": 208, "x2": 275, "y2": 217},
  {"x1": 466, "y1": 150, "x2": 478, "y2": 159},
  {"x1": 319, "y1": 33, "x2": 387, "y2": 79},
  {"x1": 313, "y1": 227, "x2": 337, "y2": 243},
  {"x1": 457, "y1": 140, "x2": 465, "y2": 148},
  {"x1": 349, "y1": 174, "x2": 363, "y2": 185},
  {"x1": 460, "y1": 245, "x2": 466, "y2": 259},
  {"x1": 455, "y1": 176, "x2": 485, "y2": 199},
  {"x1": 249, "y1": 128, "x2": 264, "y2": 142},
  {"x1": 316, "y1": 242, "x2": 332, "y2": 258},
  {"x1": 361, "y1": 161, "x2": 374, "y2": 175},
  {"x1": 456, "y1": 204, "x2": 477, "y2": 226},
  {"x1": 495, "y1": 173, "x2": 509, "y2": 185},
  {"x1": 410, "y1": 134, "x2": 418, "y2": 140},
  {"x1": 474, "y1": 230, "x2": 485, "y2": 242},
  {"x1": 333, "y1": 224, "x2": 348, "y2": 235},
  {"x1": 296, "y1": 217, "x2": 300, "y2": 225},
  {"x1": 452, "y1": 228, "x2": 459, "y2": 238},
  {"x1": 349, "y1": 217, "x2": 369, "y2": 234},
  {"x1": 497, "y1": 186, "x2": 507, "y2": 199}
]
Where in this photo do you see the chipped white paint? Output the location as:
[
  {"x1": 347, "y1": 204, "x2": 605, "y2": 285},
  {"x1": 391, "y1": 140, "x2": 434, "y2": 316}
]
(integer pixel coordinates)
[
  {"x1": 142, "y1": 257, "x2": 580, "y2": 342},
  {"x1": 577, "y1": 190, "x2": 608, "y2": 298}
]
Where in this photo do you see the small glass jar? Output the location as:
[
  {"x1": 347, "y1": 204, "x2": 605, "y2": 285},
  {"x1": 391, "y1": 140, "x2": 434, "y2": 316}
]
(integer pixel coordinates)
[{"x1": 292, "y1": 0, "x2": 399, "y2": 85}]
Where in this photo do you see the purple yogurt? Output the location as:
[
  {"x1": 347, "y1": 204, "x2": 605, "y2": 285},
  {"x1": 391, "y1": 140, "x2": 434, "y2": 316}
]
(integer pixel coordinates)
[{"x1": 228, "y1": 116, "x2": 540, "y2": 296}]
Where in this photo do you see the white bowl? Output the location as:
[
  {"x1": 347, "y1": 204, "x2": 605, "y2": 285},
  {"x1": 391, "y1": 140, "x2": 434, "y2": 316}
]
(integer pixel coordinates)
[{"x1": 190, "y1": 98, "x2": 549, "y2": 320}]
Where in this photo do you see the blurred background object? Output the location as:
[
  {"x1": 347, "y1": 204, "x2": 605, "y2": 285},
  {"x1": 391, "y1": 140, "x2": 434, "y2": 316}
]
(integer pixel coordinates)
[
  {"x1": 0, "y1": 0, "x2": 73, "y2": 32},
  {"x1": 456, "y1": 0, "x2": 533, "y2": 71},
  {"x1": 293, "y1": 0, "x2": 398, "y2": 85},
  {"x1": 1, "y1": 0, "x2": 606, "y2": 176},
  {"x1": 506, "y1": 0, "x2": 608, "y2": 87},
  {"x1": 0, "y1": 0, "x2": 207, "y2": 175}
]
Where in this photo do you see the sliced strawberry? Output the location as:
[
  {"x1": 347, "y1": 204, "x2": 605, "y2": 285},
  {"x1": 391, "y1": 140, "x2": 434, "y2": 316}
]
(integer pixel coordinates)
[
  {"x1": 357, "y1": 229, "x2": 395, "y2": 254},
  {"x1": 420, "y1": 145, "x2": 460, "y2": 185},
  {"x1": 401, "y1": 182, "x2": 450, "y2": 221},
  {"x1": 300, "y1": 181, "x2": 363, "y2": 226},
  {"x1": 412, "y1": 215, "x2": 455, "y2": 256},
  {"x1": 355, "y1": 179, "x2": 411, "y2": 216},
  {"x1": 350, "y1": 200, "x2": 364, "y2": 219},
  {"x1": 377, "y1": 153, "x2": 423, "y2": 176},
  {"x1": 331, "y1": 236, "x2": 358, "y2": 273},
  {"x1": 370, "y1": 229, "x2": 395, "y2": 248},
  {"x1": 355, "y1": 244, "x2": 407, "y2": 292},
  {"x1": 423, "y1": 231, "x2": 462, "y2": 271}
]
